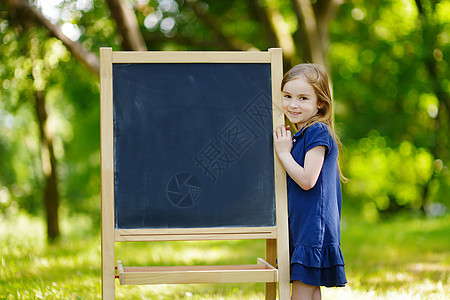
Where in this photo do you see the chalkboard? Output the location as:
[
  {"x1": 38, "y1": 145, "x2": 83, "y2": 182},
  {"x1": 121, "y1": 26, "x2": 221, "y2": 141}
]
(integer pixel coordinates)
[{"x1": 113, "y1": 63, "x2": 276, "y2": 229}]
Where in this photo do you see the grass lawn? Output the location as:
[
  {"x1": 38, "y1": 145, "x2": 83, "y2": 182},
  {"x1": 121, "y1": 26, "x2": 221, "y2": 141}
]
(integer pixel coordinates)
[{"x1": 0, "y1": 211, "x2": 449, "y2": 299}]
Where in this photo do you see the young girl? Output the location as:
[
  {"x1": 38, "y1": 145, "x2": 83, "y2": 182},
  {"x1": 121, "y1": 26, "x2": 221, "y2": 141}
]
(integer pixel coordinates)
[{"x1": 273, "y1": 64, "x2": 347, "y2": 300}]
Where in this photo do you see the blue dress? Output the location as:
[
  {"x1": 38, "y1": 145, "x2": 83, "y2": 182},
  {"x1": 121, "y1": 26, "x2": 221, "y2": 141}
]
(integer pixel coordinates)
[{"x1": 287, "y1": 122, "x2": 347, "y2": 287}]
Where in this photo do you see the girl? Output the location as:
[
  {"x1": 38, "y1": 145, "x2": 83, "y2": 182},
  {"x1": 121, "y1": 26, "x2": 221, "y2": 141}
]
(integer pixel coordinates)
[{"x1": 273, "y1": 64, "x2": 347, "y2": 300}]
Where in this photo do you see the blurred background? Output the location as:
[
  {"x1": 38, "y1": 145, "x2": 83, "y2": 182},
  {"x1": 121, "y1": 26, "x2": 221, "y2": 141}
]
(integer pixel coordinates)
[{"x1": 0, "y1": 0, "x2": 449, "y2": 299}]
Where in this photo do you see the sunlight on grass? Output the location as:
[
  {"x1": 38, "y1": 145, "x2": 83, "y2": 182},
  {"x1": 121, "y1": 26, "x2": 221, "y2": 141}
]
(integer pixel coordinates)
[
  {"x1": 0, "y1": 213, "x2": 101, "y2": 299},
  {"x1": 116, "y1": 283, "x2": 266, "y2": 299},
  {"x1": 340, "y1": 213, "x2": 450, "y2": 300},
  {"x1": 116, "y1": 239, "x2": 265, "y2": 267},
  {"x1": 0, "y1": 212, "x2": 449, "y2": 299}
]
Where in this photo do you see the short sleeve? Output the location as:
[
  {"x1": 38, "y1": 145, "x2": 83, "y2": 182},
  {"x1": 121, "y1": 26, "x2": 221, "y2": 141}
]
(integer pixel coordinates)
[{"x1": 304, "y1": 123, "x2": 331, "y2": 156}]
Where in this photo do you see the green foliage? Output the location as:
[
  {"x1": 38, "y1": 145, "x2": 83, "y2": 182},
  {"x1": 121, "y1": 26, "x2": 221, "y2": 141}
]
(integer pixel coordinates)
[
  {"x1": 0, "y1": 26, "x2": 44, "y2": 214},
  {"x1": 0, "y1": 6, "x2": 104, "y2": 220},
  {"x1": 343, "y1": 130, "x2": 447, "y2": 221},
  {"x1": 56, "y1": 56, "x2": 101, "y2": 220},
  {"x1": 331, "y1": 0, "x2": 449, "y2": 146},
  {"x1": 331, "y1": 0, "x2": 450, "y2": 218}
]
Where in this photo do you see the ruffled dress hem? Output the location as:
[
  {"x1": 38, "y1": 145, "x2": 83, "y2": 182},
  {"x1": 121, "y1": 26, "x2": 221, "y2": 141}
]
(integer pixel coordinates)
[
  {"x1": 290, "y1": 263, "x2": 347, "y2": 287},
  {"x1": 290, "y1": 244, "x2": 347, "y2": 287},
  {"x1": 290, "y1": 244, "x2": 345, "y2": 268}
]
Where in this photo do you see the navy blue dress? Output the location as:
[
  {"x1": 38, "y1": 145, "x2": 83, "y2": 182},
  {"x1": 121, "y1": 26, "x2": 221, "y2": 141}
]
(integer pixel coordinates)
[{"x1": 287, "y1": 122, "x2": 347, "y2": 287}]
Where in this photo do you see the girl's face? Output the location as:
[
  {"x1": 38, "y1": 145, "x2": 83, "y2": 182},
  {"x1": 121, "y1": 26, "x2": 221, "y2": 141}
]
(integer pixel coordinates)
[{"x1": 282, "y1": 76, "x2": 319, "y2": 129}]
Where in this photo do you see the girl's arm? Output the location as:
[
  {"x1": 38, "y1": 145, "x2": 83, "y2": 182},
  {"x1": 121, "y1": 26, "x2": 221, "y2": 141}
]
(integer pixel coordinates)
[{"x1": 273, "y1": 125, "x2": 326, "y2": 190}]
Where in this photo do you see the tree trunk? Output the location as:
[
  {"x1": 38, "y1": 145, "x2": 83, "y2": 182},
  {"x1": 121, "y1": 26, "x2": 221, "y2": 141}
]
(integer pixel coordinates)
[
  {"x1": 292, "y1": 0, "x2": 343, "y2": 69},
  {"x1": 105, "y1": 0, "x2": 147, "y2": 51},
  {"x1": 35, "y1": 91, "x2": 60, "y2": 242},
  {"x1": 415, "y1": 0, "x2": 449, "y2": 159},
  {"x1": 293, "y1": 0, "x2": 325, "y2": 66},
  {"x1": 262, "y1": 1, "x2": 296, "y2": 63},
  {"x1": 249, "y1": 0, "x2": 279, "y2": 48}
]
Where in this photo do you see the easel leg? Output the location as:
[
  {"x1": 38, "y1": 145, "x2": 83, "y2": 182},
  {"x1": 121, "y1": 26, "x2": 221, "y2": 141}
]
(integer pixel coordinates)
[
  {"x1": 276, "y1": 236, "x2": 291, "y2": 300},
  {"x1": 265, "y1": 239, "x2": 277, "y2": 300},
  {"x1": 102, "y1": 261, "x2": 115, "y2": 299},
  {"x1": 102, "y1": 228, "x2": 115, "y2": 299},
  {"x1": 100, "y1": 47, "x2": 115, "y2": 300}
]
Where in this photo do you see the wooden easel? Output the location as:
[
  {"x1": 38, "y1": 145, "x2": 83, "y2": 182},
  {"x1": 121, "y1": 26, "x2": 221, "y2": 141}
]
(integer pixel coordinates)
[{"x1": 100, "y1": 48, "x2": 290, "y2": 299}]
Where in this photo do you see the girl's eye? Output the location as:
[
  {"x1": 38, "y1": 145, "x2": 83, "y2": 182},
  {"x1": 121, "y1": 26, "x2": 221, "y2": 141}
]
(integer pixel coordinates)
[
  {"x1": 283, "y1": 94, "x2": 292, "y2": 99},
  {"x1": 300, "y1": 96, "x2": 308, "y2": 101}
]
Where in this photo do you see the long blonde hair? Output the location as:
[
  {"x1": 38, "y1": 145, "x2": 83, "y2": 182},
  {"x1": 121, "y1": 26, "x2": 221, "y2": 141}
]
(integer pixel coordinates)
[{"x1": 281, "y1": 63, "x2": 347, "y2": 182}]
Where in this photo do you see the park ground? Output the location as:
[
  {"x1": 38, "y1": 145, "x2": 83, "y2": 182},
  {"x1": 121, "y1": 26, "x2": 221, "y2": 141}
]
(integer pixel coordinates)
[{"x1": 1, "y1": 211, "x2": 449, "y2": 299}]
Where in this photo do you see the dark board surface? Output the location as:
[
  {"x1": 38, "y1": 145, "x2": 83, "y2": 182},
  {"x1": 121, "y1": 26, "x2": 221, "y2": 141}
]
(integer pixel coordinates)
[{"x1": 113, "y1": 63, "x2": 275, "y2": 229}]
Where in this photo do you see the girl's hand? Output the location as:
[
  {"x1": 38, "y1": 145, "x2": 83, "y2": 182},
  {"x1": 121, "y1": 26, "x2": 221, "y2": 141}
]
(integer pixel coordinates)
[
  {"x1": 273, "y1": 124, "x2": 326, "y2": 190},
  {"x1": 273, "y1": 125, "x2": 292, "y2": 158}
]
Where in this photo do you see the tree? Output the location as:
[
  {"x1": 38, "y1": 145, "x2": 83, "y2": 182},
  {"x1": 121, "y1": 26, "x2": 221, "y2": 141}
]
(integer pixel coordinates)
[
  {"x1": 1, "y1": 2, "x2": 64, "y2": 241},
  {"x1": 1, "y1": 0, "x2": 448, "y2": 243},
  {"x1": 329, "y1": 0, "x2": 449, "y2": 217}
]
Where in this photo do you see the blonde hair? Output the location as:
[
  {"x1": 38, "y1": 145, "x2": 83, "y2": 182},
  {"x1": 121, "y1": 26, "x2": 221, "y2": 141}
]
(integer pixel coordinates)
[{"x1": 282, "y1": 63, "x2": 347, "y2": 182}]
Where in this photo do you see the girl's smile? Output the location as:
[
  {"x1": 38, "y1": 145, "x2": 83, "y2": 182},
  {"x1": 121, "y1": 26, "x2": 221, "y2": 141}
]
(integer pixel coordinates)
[{"x1": 282, "y1": 76, "x2": 319, "y2": 129}]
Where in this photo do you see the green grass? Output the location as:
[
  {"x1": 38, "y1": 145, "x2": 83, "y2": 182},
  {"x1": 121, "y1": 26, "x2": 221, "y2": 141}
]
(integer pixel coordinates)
[
  {"x1": 0, "y1": 212, "x2": 449, "y2": 299},
  {"x1": 339, "y1": 213, "x2": 450, "y2": 299}
]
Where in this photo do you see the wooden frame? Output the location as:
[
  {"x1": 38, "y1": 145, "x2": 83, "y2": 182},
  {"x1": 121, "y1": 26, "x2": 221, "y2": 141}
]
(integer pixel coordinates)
[
  {"x1": 115, "y1": 227, "x2": 277, "y2": 242},
  {"x1": 100, "y1": 48, "x2": 289, "y2": 299}
]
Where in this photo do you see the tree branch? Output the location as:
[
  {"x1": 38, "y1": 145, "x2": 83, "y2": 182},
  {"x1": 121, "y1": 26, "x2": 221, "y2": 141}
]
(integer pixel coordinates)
[
  {"x1": 4, "y1": 0, "x2": 99, "y2": 76},
  {"x1": 182, "y1": 1, "x2": 257, "y2": 51},
  {"x1": 143, "y1": 32, "x2": 229, "y2": 50}
]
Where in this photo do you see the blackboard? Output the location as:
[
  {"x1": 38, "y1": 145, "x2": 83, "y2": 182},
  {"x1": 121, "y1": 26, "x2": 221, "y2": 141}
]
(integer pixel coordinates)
[{"x1": 113, "y1": 63, "x2": 276, "y2": 229}]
